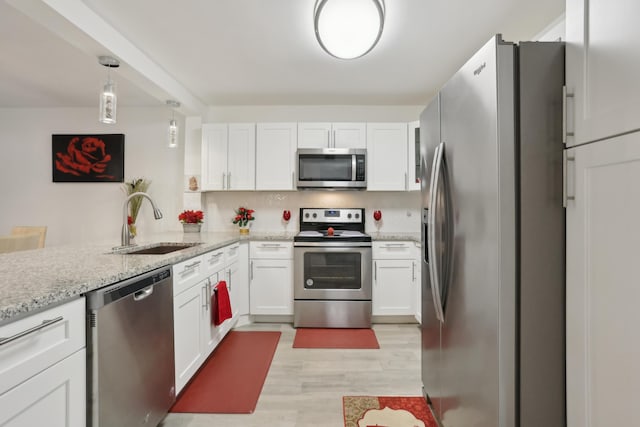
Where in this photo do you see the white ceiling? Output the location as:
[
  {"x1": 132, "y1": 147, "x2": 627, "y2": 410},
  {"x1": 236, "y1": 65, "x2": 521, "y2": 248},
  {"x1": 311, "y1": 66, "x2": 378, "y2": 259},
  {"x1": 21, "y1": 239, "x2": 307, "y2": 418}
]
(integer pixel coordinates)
[{"x1": 0, "y1": 0, "x2": 564, "y2": 113}]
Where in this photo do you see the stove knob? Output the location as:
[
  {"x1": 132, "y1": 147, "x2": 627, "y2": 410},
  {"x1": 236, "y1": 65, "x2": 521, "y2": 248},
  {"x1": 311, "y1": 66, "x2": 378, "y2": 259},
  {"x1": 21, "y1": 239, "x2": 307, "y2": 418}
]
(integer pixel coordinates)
[
  {"x1": 304, "y1": 213, "x2": 310, "y2": 219},
  {"x1": 347, "y1": 213, "x2": 352, "y2": 219},
  {"x1": 312, "y1": 213, "x2": 317, "y2": 219},
  {"x1": 355, "y1": 213, "x2": 360, "y2": 219}
]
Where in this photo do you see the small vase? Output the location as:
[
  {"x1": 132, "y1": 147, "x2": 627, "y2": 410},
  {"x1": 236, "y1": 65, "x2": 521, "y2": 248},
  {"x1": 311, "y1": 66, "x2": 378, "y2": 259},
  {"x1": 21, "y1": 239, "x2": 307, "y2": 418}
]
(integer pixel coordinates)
[
  {"x1": 239, "y1": 226, "x2": 250, "y2": 235},
  {"x1": 182, "y1": 223, "x2": 202, "y2": 233}
]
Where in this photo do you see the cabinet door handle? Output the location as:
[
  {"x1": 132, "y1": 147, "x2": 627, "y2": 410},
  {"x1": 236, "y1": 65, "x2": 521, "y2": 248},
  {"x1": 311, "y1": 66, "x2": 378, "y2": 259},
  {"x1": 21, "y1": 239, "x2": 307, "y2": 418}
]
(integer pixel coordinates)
[
  {"x1": 261, "y1": 243, "x2": 282, "y2": 248},
  {"x1": 412, "y1": 262, "x2": 416, "y2": 281},
  {"x1": 0, "y1": 316, "x2": 64, "y2": 346},
  {"x1": 405, "y1": 172, "x2": 408, "y2": 190},
  {"x1": 250, "y1": 261, "x2": 254, "y2": 280},
  {"x1": 384, "y1": 243, "x2": 406, "y2": 248},
  {"x1": 563, "y1": 151, "x2": 576, "y2": 207},
  {"x1": 562, "y1": 86, "x2": 575, "y2": 145},
  {"x1": 292, "y1": 171, "x2": 296, "y2": 188},
  {"x1": 222, "y1": 172, "x2": 226, "y2": 190},
  {"x1": 202, "y1": 284, "x2": 208, "y2": 309},
  {"x1": 374, "y1": 261, "x2": 377, "y2": 282},
  {"x1": 332, "y1": 129, "x2": 336, "y2": 148},
  {"x1": 227, "y1": 269, "x2": 231, "y2": 291},
  {"x1": 228, "y1": 172, "x2": 231, "y2": 189}
]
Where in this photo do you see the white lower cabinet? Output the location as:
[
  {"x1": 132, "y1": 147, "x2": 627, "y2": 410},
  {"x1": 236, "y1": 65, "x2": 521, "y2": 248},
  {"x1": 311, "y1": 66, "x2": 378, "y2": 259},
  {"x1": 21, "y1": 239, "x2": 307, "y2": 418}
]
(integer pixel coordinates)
[
  {"x1": 173, "y1": 278, "x2": 208, "y2": 394},
  {"x1": 0, "y1": 297, "x2": 86, "y2": 427},
  {"x1": 0, "y1": 349, "x2": 86, "y2": 427},
  {"x1": 372, "y1": 242, "x2": 418, "y2": 316},
  {"x1": 249, "y1": 241, "x2": 293, "y2": 315},
  {"x1": 173, "y1": 242, "x2": 249, "y2": 394}
]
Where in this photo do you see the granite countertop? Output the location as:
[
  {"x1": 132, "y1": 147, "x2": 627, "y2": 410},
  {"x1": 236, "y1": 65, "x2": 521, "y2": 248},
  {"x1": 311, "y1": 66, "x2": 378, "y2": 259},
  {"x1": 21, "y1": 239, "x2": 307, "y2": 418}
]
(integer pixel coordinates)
[
  {"x1": 0, "y1": 231, "x2": 290, "y2": 325},
  {"x1": 0, "y1": 230, "x2": 414, "y2": 325}
]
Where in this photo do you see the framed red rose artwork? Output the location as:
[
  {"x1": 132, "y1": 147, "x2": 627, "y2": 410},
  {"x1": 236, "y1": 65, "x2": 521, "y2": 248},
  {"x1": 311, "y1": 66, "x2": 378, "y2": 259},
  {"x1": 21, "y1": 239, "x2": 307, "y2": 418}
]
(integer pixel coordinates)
[{"x1": 52, "y1": 134, "x2": 125, "y2": 182}]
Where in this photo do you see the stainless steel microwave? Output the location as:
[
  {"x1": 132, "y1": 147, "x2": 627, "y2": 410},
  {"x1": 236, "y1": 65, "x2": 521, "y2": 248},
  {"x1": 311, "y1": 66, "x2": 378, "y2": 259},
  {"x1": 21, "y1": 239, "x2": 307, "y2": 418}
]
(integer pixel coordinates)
[{"x1": 296, "y1": 148, "x2": 366, "y2": 189}]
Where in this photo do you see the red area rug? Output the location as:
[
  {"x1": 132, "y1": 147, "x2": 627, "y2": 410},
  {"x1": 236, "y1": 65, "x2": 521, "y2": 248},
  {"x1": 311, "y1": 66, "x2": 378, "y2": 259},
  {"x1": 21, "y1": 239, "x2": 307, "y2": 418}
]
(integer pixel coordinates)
[
  {"x1": 343, "y1": 396, "x2": 438, "y2": 427},
  {"x1": 293, "y1": 328, "x2": 379, "y2": 349},
  {"x1": 170, "y1": 331, "x2": 281, "y2": 414}
]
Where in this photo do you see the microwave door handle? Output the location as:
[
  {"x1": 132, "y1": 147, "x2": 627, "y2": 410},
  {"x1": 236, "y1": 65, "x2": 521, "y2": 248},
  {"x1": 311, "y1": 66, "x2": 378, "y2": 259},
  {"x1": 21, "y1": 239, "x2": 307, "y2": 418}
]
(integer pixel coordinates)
[{"x1": 352, "y1": 155, "x2": 356, "y2": 181}]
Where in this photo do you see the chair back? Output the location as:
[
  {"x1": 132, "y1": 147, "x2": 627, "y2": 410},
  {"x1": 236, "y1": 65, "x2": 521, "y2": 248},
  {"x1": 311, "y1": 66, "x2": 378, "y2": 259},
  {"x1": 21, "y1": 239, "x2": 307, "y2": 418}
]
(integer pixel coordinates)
[
  {"x1": 11, "y1": 226, "x2": 47, "y2": 248},
  {"x1": 0, "y1": 234, "x2": 41, "y2": 254}
]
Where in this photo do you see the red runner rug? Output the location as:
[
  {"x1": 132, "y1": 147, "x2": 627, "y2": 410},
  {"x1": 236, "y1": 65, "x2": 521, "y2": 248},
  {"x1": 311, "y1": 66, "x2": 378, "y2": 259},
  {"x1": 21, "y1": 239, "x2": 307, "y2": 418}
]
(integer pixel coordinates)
[
  {"x1": 293, "y1": 328, "x2": 380, "y2": 349},
  {"x1": 170, "y1": 331, "x2": 281, "y2": 414},
  {"x1": 343, "y1": 396, "x2": 438, "y2": 427}
]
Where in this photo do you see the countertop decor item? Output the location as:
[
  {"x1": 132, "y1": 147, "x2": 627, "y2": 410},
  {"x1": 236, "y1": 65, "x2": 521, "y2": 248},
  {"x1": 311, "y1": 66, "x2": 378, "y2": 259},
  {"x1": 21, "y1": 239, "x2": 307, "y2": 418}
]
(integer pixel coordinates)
[
  {"x1": 179, "y1": 210, "x2": 204, "y2": 233},
  {"x1": 232, "y1": 207, "x2": 255, "y2": 234},
  {"x1": 122, "y1": 178, "x2": 151, "y2": 240}
]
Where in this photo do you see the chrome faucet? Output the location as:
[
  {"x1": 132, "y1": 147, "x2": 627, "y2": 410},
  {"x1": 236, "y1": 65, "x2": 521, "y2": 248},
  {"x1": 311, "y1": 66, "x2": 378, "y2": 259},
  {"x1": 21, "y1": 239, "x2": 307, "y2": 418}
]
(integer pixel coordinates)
[{"x1": 122, "y1": 192, "x2": 163, "y2": 246}]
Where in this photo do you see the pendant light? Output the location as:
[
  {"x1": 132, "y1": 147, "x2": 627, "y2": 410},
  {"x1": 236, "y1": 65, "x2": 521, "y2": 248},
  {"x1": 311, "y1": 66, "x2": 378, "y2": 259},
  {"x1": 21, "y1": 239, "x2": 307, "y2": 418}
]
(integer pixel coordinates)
[
  {"x1": 166, "y1": 100, "x2": 180, "y2": 148},
  {"x1": 314, "y1": 0, "x2": 385, "y2": 60},
  {"x1": 98, "y1": 56, "x2": 120, "y2": 124}
]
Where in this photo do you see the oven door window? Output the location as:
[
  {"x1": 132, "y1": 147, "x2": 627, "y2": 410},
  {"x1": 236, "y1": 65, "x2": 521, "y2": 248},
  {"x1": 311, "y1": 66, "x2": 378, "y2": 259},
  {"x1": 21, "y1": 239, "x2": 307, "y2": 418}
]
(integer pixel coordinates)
[
  {"x1": 304, "y1": 252, "x2": 361, "y2": 290},
  {"x1": 298, "y1": 155, "x2": 353, "y2": 181}
]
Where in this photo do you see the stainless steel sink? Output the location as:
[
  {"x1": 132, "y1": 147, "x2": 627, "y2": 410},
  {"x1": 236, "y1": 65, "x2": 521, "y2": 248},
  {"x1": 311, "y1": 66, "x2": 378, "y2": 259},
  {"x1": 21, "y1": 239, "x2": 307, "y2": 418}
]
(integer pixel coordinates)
[{"x1": 115, "y1": 242, "x2": 202, "y2": 255}]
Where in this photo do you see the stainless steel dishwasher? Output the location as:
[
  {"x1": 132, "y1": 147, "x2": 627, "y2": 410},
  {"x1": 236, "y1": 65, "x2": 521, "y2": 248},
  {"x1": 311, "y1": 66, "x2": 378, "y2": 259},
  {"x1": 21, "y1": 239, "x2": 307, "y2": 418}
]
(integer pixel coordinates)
[{"x1": 86, "y1": 266, "x2": 175, "y2": 427}]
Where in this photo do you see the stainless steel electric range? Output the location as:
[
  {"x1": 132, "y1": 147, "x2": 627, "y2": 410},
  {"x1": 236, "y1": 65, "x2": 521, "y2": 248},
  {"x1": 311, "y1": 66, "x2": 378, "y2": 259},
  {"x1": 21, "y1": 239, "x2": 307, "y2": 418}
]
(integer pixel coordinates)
[{"x1": 293, "y1": 208, "x2": 372, "y2": 328}]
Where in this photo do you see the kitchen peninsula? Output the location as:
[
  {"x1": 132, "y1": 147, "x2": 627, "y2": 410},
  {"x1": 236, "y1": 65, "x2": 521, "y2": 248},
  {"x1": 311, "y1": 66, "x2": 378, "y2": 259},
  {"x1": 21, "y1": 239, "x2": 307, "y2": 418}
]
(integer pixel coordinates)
[{"x1": 0, "y1": 232, "x2": 290, "y2": 323}]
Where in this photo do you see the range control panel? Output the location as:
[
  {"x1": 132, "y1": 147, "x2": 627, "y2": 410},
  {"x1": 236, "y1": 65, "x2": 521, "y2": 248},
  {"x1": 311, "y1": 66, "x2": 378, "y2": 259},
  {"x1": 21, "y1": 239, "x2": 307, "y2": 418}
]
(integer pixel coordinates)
[{"x1": 300, "y1": 208, "x2": 364, "y2": 224}]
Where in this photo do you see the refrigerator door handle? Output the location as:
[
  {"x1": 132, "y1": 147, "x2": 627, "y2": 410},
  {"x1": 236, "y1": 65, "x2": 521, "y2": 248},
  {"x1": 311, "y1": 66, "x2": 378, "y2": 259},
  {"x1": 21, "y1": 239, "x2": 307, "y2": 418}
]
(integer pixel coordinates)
[{"x1": 428, "y1": 142, "x2": 445, "y2": 322}]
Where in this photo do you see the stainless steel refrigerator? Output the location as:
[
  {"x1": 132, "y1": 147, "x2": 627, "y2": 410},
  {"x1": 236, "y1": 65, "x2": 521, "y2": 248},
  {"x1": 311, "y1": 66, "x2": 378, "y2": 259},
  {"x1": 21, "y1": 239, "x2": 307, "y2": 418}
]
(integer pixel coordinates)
[{"x1": 420, "y1": 35, "x2": 565, "y2": 427}]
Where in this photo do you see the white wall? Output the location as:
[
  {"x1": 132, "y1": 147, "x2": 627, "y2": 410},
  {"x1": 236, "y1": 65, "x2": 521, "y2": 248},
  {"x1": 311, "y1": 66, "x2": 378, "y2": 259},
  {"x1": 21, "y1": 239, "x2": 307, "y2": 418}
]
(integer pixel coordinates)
[
  {"x1": 0, "y1": 107, "x2": 185, "y2": 247},
  {"x1": 533, "y1": 13, "x2": 565, "y2": 41}
]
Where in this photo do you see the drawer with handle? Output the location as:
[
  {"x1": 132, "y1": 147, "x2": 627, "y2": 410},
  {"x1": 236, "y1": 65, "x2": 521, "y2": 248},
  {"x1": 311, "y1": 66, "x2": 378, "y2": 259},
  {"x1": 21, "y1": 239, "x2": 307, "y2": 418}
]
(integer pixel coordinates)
[
  {"x1": 373, "y1": 241, "x2": 415, "y2": 259},
  {"x1": 224, "y1": 243, "x2": 241, "y2": 265},
  {"x1": 173, "y1": 255, "x2": 205, "y2": 295},
  {"x1": 250, "y1": 241, "x2": 293, "y2": 259},
  {"x1": 0, "y1": 297, "x2": 85, "y2": 395},
  {"x1": 203, "y1": 249, "x2": 225, "y2": 276}
]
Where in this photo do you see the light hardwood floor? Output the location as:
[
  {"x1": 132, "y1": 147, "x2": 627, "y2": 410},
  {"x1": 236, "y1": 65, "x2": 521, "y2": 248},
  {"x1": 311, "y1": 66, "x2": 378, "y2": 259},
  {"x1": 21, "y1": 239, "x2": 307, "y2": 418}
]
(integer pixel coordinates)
[{"x1": 160, "y1": 323, "x2": 423, "y2": 427}]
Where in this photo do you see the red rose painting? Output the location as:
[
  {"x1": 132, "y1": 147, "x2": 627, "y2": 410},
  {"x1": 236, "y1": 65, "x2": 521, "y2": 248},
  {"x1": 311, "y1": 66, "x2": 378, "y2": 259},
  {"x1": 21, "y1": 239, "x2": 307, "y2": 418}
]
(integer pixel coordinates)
[{"x1": 52, "y1": 134, "x2": 124, "y2": 182}]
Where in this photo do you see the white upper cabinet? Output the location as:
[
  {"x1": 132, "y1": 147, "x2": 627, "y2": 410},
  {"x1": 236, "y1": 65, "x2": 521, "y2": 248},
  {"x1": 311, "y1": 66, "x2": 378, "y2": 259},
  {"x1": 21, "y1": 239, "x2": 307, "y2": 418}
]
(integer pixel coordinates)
[
  {"x1": 201, "y1": 123, "x2": 255, "y2": 191},
  {"x1": 298, "y1": 122, "x2": 366, "y2": 149},
  {"x1": 366, "y1": 123, "x2": 409, "y2": 191},
  {"x1": 565, "y1": 132, "x2": 640, "y2": 427},
  {"x1": 407, "y1": 121, "x2": 421, "y2": 191},
  {"x1": 256, "y1": 123, "x2": 298, "y2": 190},
  {"x1": 565, "y1": 0, "x2": 640, "y2": 146}
]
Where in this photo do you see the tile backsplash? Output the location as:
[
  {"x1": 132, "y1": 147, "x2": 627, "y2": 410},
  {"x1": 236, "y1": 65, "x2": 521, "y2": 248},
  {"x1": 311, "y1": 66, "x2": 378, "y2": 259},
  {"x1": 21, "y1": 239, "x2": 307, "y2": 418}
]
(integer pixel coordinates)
[{"x1": 200, "y1": 191, "x2": 420, "y2": 234}]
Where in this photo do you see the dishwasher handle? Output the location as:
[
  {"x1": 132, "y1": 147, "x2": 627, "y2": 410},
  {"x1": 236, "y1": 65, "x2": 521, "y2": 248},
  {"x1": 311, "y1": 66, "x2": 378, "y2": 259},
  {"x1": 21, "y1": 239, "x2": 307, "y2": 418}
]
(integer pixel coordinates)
[{"x1": 133, "y1": 286, "x2": 154, "y2": 301}]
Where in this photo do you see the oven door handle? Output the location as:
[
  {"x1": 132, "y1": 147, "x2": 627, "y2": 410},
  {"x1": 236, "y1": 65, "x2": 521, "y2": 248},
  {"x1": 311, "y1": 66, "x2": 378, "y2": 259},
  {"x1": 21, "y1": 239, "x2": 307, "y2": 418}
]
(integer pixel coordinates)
[{"x1": 293, "y1": 242, "x2": 372, "y2": 247}]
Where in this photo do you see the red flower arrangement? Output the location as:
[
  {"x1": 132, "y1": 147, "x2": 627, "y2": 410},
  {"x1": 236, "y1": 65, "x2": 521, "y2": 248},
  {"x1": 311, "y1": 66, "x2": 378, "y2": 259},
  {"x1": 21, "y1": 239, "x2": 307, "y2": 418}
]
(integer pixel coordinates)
[
  {"x1": 232, "y1": 207, "x2": 255, "y2": 227},
  {"x1": 178, "y1": 210, "x2": 204, "y2": 224}
]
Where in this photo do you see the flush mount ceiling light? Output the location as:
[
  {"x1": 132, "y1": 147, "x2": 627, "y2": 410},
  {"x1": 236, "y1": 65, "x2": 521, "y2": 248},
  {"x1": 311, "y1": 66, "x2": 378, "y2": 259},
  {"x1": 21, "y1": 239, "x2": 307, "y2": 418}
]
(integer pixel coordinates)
[
  {"x1": 98, "y1": 56, "x2": 120, "y2": 124},
  {"x1": 166, "y1": 100, "x2": 180, "y2": 148},
  {"x1": 314, "y1": 0, "x2": 385, "y2": 60}
]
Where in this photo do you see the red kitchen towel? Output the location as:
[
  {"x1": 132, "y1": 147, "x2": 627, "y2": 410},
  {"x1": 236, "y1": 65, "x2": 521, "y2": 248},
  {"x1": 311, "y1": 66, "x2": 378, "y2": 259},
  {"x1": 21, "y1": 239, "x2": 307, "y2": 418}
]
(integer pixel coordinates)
[{"x1": 213, "y1": 281, "x2": 232, "y2": 326}]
